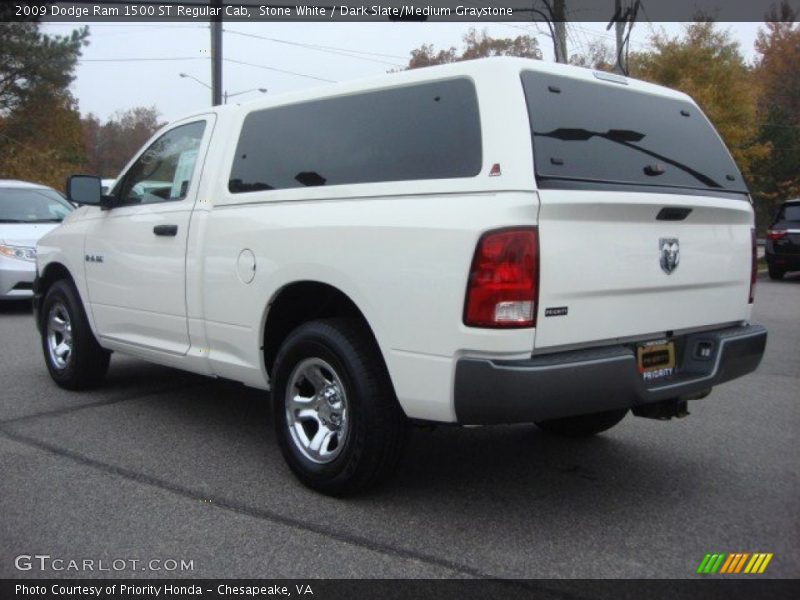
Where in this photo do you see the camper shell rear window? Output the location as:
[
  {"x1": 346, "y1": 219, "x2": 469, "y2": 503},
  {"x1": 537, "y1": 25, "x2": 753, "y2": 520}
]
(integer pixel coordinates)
[{"x1": 521, "y1": 71, "x2": 748, "y2": 196}]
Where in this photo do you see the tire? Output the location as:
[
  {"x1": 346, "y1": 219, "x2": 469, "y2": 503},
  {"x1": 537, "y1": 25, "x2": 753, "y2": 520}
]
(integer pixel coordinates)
[
  {"x1": 272, "y1": 318, "x2": 407, "y2": 496},
  {"x1": 535, "y1": 408, "x2": 628, "y2": 438},
  {"x1": 40, "y1": 279, "x2": 110, "y2": 390},
  {"x1": 768, "y1": 265, "x2": 784, "y2": 280}
]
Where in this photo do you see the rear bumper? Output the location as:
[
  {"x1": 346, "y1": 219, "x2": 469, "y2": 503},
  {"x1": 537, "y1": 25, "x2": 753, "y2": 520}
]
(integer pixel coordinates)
[
  {"x1": 765, "y1": 250, "x2": 800, "y2": 271},
  {"x1": 454, "y1": 324, "x2": 767, "y2": 424}
]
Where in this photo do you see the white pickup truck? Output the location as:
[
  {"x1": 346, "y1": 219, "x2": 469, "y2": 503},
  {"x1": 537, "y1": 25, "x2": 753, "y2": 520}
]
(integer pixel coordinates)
[{"x1": 35, "y1": 58, "x2": 766, "y2": 495}]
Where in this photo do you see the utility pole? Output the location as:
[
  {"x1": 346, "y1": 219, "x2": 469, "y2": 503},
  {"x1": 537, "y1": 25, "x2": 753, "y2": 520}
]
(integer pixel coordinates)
[
  {"x1": 614, "y1": 0, "x2": 627, "y2": 74},
  {"x1": 552, "y1": 0, "x2": 568, "y2": 64},
  {"x1": 210, "y1": 0, "x2": 223, "y2": 106}
]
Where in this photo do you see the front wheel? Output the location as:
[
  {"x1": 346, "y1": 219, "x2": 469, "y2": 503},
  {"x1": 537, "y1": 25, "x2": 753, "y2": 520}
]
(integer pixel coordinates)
[
  {"x1": 535, "y1": 408, "x2": 628, "y2": 438},
  {"x1": 40, "y1": 279, "x2": 110, "y2": 390},
  {"x1": 272, "y1": 318, "x2": 407, "y2": 496}
]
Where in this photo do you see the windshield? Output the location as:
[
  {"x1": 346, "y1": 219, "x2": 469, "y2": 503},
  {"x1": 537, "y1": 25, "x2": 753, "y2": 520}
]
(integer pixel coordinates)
[
  {"x1": 521, "y1": 71, "x2": 747, "y2": 195},
  {"x1": 0, "y1": 187, "x2": 74, "y2": 223}
]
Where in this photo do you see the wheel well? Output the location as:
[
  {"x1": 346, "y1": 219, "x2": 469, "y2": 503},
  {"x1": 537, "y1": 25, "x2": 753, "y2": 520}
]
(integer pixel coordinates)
[
  {"x1": 36, "y1": 263, "x2": 75, "y2": 321},
  {"x1": 263, "y1": 282, "x2": 377, "y2": 377},
  {"x1": 39, "y1": 263, "x2": 75, "y2": 296}
]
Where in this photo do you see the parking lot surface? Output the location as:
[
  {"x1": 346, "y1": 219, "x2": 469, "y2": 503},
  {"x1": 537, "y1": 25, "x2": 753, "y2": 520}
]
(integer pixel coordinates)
[{"x1": 1, "y1": 276, "x2": 798, "y2": 579}]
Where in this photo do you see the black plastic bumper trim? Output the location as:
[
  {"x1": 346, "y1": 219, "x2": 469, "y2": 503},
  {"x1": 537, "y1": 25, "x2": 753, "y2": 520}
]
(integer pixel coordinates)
[
  {"x1": 454, "y1": 324, "x2": 767, "y2": 424},
  {"x1": 765, "y1": 252, "x2": 800, "y2": 269}
]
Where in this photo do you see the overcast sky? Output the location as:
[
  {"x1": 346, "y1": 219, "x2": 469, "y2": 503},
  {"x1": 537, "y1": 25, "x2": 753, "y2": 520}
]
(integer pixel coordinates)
[{"x1": 41, "y1": 21, "x2": 764, "y2": 123}]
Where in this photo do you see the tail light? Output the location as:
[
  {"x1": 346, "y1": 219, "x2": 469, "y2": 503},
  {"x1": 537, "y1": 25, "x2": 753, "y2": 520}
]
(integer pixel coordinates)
[
  {"x1": 464, "y1": 227, "x2": 539, "y2": 328},
  {"x1": 767, "y1": 229, "x2": 787, "y2": 240},
  {"x1": 749, "y1": 227, "x2": 756, "y2": 304}
]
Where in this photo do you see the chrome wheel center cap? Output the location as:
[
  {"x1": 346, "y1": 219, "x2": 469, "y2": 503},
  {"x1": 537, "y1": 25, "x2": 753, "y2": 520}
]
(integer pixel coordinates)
[{"x1": 317, "y1": 385, "x2": 342, "y2": 427}]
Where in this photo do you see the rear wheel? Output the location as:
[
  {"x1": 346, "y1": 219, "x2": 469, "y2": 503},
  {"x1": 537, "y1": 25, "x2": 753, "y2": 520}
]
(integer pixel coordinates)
[
  {"x1": 272, "y1": 318, "x2": 407, "y2": 496},
  {"x1": 40, "y1": 279, "x2": 110, "y2": 390},
  {"x1": 535, "y1": 408, "x2": 628, "y2": 438},
  {"x1": 768, "y1": 265, "x2": 785, "y2": 280}
]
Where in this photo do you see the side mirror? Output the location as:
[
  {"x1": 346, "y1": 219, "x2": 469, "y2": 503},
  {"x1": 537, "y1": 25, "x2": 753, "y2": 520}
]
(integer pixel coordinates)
[{"x1": 66, "y1": 175, "x2": 105, "y2": 206}]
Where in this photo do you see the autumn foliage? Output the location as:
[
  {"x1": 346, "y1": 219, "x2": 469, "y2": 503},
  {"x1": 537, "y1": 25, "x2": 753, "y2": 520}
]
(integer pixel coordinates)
[
  {"x1": 0, "y1": 89, "x2": 85, "y2": 189},
  {"x1": 407, "y1": 28, "x2": 542, "y2": 69},
  {"x1": 750, "y1": 8, "x2": 800, "y2": 225},
  {"x1": 82, "y1": 107, "x2": 164, "y2": 179},
  {"x1": 0, "y1": 19, "x2": 88, "y2": 190}
]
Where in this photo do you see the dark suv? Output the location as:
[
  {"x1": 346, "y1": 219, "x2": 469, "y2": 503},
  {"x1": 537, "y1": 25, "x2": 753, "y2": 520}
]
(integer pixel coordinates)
[{"x1": 765, "y1": 200, "x2": 800, "y2": 280}]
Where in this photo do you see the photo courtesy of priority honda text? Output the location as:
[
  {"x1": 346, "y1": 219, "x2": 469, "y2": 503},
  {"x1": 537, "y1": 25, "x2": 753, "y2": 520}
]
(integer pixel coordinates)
[{"x1": 33, "y1": 57, "x2": 766, "y2": 496}]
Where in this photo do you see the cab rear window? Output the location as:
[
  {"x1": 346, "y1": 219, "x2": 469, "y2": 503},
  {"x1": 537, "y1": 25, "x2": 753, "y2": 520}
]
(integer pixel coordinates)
[{"x1": 521, "y1": 71, "x2": 747, "y2": 195}]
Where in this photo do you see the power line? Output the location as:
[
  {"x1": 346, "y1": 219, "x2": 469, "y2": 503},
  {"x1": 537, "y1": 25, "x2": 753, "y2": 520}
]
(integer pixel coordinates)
[
  {"x1": 223, "y1": 58, "x2": 336, "y2": 83},
  {"x1": 461, "y1": 0, "x2": 548, "y2": 37},
  {"x1": 79, "y1": 57, "x2": 207, "y2": 62},
  {"x1": 564, "y1": 23, "x2": 586, "y2": 59},
  {"x1": 571, "y1": 23, "x2": 648, "y2": 50},
  {"x1": 224, "y1": 29, "x2": 401, "y2": 67},
  {"x1": 224, "y1": 29, "x2": 406, "y2": 65},
  {"x1": 575, "y1": 22, "x2": 597, "y2": 55},
  {"x1": 76, "y1": 55, "x2": 334, "y2": 83}
]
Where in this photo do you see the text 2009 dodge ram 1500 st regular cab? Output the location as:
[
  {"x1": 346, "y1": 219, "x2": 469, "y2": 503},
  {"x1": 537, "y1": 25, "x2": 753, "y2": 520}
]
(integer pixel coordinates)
[{"x1": 34, "y1": 58, "x2": 766, "y2": 495}]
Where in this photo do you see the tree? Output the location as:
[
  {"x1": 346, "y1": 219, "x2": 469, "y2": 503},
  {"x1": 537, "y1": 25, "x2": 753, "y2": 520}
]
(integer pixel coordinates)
[
  {"x1": 0, "y1": 15, "x2": 88, "y2": 189},
  {"x1": 756, "y1": 3, "x2": 800, "y2": 120},
  {"x1": 82, "y1": 107, "x2": 164, "y2": 178},
  {"x1": 0, "y1": 19, "x2": 88, "y2": 115},
  {"x1": 406, "y1": 28, "x2": 542, "y2": 70},
  {"x1": 629, "y1": 22, "x2": 770, "y2": 187},
  {"x1": 0, "y1": 88, "x2": 85, "y2": 189},
  {"x1": 569, "y1": 40, "x2": 615, "y2": 71},
  {"x1": 751, "y1": 3, "x2": 800, "y2": 227}
]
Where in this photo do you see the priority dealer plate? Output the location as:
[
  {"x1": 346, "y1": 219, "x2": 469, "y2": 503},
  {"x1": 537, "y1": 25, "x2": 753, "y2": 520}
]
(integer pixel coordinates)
[{"x1": 637, "y1": 341, "x2": 676, "y2": 381}]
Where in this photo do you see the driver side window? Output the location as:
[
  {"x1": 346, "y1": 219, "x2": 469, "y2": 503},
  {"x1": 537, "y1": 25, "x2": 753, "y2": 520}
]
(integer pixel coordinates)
[{"x1": 115, "y1": 120, "x2": 206, "y2": 205}]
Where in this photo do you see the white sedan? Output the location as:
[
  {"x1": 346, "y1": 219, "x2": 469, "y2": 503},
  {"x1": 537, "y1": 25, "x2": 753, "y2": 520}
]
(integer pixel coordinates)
[{"x1": 0, "y1": 180, "x2": 73, "y2": 300}]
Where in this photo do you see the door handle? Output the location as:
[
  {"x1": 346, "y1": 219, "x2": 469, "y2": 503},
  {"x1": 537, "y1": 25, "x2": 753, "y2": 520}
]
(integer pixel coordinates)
[{"x1": 153, "y1": 224, "x2": 178, "y2": 237}]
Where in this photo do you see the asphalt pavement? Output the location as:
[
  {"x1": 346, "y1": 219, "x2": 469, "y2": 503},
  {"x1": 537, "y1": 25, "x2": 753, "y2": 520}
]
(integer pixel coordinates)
[{"x1": 1, "y1": 275, "x2": 798, "y2": 579}]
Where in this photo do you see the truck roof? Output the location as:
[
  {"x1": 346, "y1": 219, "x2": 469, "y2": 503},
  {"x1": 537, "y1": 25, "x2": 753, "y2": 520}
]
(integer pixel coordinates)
[{"x1": 176, "y1": 56, "x2": 693, "y2": 123}]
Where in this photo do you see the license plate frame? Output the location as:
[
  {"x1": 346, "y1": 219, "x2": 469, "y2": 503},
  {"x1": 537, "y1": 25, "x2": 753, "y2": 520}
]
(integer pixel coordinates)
[{"x1": 637, "y1": 341, "x2": 676, "y2": 381}]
